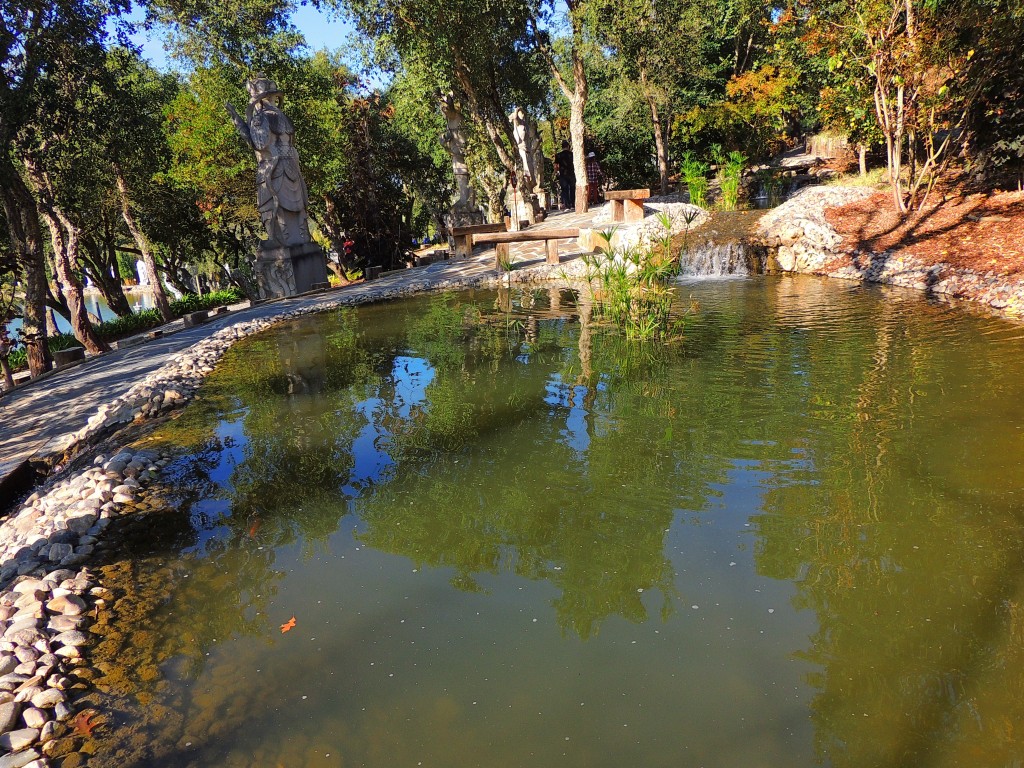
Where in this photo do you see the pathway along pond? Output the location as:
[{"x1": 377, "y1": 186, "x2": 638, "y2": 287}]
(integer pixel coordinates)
[{"x1": 85, "y1": 276, "x2": 1024, "y2": 768}]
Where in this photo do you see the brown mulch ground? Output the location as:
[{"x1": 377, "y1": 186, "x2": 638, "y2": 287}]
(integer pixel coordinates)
[{"x1": 825, "y1": 189, "x2": 1024, "y2": 276}]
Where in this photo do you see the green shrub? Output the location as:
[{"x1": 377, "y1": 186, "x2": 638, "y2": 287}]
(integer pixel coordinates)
[
  {"x1": 169, "y1": 288, "x2": 244, "y2": 316},
  {"x1": 6, "y1": 332, "x2": 81, "y2": 372},
  {"x1": 95, "y1": 310, "x2": 162, "y2": 341},
  {"x1": 714, "y1": 148, "x2": 746, "y2": 211},
  {"x1": 5, "y1": 288, "x2": 246, "y2": 373}
]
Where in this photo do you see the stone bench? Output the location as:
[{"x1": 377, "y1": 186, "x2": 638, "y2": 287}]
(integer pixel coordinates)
[
  {"x1": 472, "y1": 228, "x2": 581, "y2": 270},
  {"x1": 182, "y1": 311, "x2": 209, "y2": 328},
  {"x1": 451, "y1": 223, "x2": 507, "y2": 259},
  {"x1": 52, "y1": 347, "x2": 85, "y2": 367},
  {"x1": 605, "y1": 189, "x2": 651, "y2": 224}
]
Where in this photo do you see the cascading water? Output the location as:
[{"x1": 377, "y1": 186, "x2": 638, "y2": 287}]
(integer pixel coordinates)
[
  {"x1": 679, "y1": 240, "x2": 754, "y2": 277},
  {"x1": 676, "y1": 209, "x2": 768, "y2": 279}
]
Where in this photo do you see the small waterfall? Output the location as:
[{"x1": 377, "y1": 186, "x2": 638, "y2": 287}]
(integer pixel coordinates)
[
  {"x1": 679, "y1": 240, "x2": 758, "y2": 278},
  {"x1": 675, "y1": 209, "x2": 769, "y2": 279}
]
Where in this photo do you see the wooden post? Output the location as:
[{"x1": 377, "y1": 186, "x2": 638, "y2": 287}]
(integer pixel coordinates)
[
  {"x1": 623, "y1": 199, "x2": 645, "y2": 223},
  {"x1": 495, "y1": 242, "x2": 511, "y2": 271},
  {"x1": 545, "y1": 239, "x2": 560, "y2": 265},
  {"x1": 454, "y1": 234, "x2": 473, "y2": 259}
]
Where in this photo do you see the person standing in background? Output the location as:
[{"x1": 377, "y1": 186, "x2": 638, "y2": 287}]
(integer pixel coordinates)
[
  {"x1": 585, "y1": 152, "x2": 604, "y2": 205},
  {"x1": 554, "y1": 140, "x2": 575, "y2": 211}
]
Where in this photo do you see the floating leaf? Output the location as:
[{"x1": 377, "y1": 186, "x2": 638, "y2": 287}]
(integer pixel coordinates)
[
  {"x1": 280, "y1": 616, "x2": 297, "y2": 633},
  {"x1": 72, "y1": 710, "x2": 102, "y2": 737}
]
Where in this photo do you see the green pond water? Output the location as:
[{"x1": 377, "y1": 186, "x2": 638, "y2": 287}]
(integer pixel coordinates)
[{"x1": 90, "y1": 276, "x2": 1024, "y2": 768}]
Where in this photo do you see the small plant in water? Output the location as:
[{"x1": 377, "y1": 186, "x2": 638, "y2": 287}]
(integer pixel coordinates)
[{"x1": 580, "y1": 217, "x2": 695, "y2": 341}]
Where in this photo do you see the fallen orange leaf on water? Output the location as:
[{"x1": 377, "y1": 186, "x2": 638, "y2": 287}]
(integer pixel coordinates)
[
  {"x1": 72, "y1": 710, "x2": 101, "y2": 737},
  {"x1": 280, "y1": 616, "x2": 297, "y2": 633}
]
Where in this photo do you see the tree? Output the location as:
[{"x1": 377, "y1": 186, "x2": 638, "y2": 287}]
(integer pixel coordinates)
[
  {"x1": 531, "y1": 1, "x2": 593, "y2": 210},
  {"x1": 344, "y1": 0, "x2": 549, "y2": 222},
  {"x1": 101, "y1": 49, "x2": 178, "y2": 321}
]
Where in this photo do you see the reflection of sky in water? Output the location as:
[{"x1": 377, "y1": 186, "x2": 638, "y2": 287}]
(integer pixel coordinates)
[
  {"x1": 115, "y1": 284, "x2": 1024, "y2": 768},
  {"x1": 545, "y1": 375, "x2": 591, "y2": 457},
  {"x1": 339, "y1": 355, "x2": 435, "y2": 497}
]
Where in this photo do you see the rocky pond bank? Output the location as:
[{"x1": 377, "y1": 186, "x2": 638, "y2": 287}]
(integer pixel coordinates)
[
  {"x1": 753, "y1": 185, "x2": 1024, "y2": 318},
  {"x1": 0, "y1": 258, "x2": 604, "y2": 767}
]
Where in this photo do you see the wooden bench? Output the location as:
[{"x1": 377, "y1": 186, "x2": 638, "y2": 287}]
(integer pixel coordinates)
[
  {"x1": 451, "y1": 223, "x2": 507, "y2": 259},
  {"x1": 605, "y1": 189, "x2": 651, "y2": 223},
  {"x1": 472, "y1": 228, "x2": 581, "y2": 270}
]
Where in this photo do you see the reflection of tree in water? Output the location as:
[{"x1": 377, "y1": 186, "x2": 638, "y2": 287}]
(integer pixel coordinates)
[
  {"x1": 355, "y1": 293, "x2": 733, "y2": 639},
  {"x1": 749, "y1": 294, "x2": 1024, "y2": 768}
]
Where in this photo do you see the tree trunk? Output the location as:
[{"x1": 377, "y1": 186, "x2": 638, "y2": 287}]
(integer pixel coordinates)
[
  {"x1": 532, "y1": 11, "x2": 589, "y2": 213},
  {"x1": 641, "y1": 68, "x2": 669, "y2": 196},
  {"x1": 112, "y1": 163, "x2": 173, "y2": 322},
  {"x1": 0, "y1": 163, "x2": 51, "y2": 376},
  {"x1": 25, "y1": 158, "x2": 108, "y2": 354},
  {"x1": 0, "y1": 356, "x2": 13, "y2": 390},
  {"x1": 859, "y1": 144, "x2": 868, "y2": 176},
  {"x1": 569, "y1": 95, "x2": 589, "y2": 213},
  {"x1": 80, "y1": 234, "x2": 132, "y2": 316}
]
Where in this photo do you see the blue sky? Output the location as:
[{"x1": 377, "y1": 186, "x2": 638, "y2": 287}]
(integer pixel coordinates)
[{"x1": 128, "y1": 3, "x2": 360, "y2": 70}]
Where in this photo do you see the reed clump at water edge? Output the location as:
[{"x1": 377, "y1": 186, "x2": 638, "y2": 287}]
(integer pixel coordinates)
[{"x1": 578, "y1": 211, "x2": 700, "y2": 341}]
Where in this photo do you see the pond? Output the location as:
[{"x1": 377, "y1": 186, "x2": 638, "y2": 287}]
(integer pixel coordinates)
[{"x1": 87, "y1": 276, "x2": 1024, "y2": 768}]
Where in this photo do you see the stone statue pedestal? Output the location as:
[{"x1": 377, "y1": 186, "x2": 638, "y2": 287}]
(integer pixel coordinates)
[
  {"x1": 256, "y1": 241, "x2": 329, "y2": 299},
  {"x1": 447, "y1": 206, "x2": 485, "y2": 230}
]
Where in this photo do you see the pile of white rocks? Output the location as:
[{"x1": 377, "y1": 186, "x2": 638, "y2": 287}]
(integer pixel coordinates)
[
  {"x1": 753, "y1": 186, "x2": 1024, "y2": 316},
  {"x1": 0, "y1": 569, "x2": 100, "y2": 767},
  {"x1": 0, "y1": 445, "x2": 175, "y2": 767},
  {"x1": 588, "y1": 201, "x2": 710, "y2": 254},
  {"x1": 753, "y1": 186, "x2": 876, "y2": 272}
]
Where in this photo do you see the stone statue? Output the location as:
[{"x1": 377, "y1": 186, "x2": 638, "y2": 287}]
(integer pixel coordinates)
[
  {"x1": 438, "y1": 92, "x2": 484, "y2": 235},
  {"x1": 227, "y1": 75, "x2": 312, "y2": 248},
  {"x1": 509, "y1": 107, "x2": 537, "y2": 189},
  {"x1": 438, "y1": 92, "x2": 475, "y2": 211},
  {"x1": 226, "y1": 75, "x2": 327, "y2": 298}
]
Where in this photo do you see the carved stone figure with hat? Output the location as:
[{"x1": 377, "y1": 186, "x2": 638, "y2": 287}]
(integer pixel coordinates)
[{"x1": 227, "y1": 74, "x2": 327, "y2": 298}]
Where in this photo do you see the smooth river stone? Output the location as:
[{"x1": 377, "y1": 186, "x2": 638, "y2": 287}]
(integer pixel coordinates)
[
  {"x1": 20, "y1": 707, "x2": 47, "y2": 729},
  {"x1": 51, "y1": 631, "x2": 88, "y2": 648},
  {"x1": 0, "y1": 656, "x2": 17, "y2": 677},
  {"x1": 46, "y1": 616, "x2": 85, "y2": 633},
  {"x1": 45, "y1": 596, "x2": 85, "y2": 616},
  {"x1": 5, "y1": 630, "x2": 45, "y2": 648},
  {"x1": 0, "y1": 700, "x2": 21, "y2": 733},
  {"x1": 0, "y1": 749, "x2": 41, "y2": 768},
  {"x1": 10, "y1": 581, "x2": 45, "y2": 596},
  {"x1": 0, "y1": 727, "x2": 38, "y2": 751},
  {"x1": 3, "y1": 619, "x2": 40, "y2": 639},
  {"x1": 29, "y1": 689, "x2": 63, "y2": 709}
]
